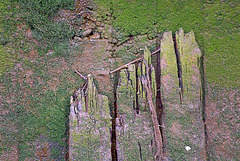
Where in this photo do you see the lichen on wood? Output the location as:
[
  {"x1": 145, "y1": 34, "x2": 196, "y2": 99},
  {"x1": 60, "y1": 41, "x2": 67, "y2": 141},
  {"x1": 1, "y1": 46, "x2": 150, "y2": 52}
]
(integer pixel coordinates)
[
  {"x1": 162, "y1": 29, "x2": 206, "y2": 160},
  {"x1": 175, "y1": 28, "x2": 206, "y2": 160},
  {"x1": 69, "y1": 74, "x2": 112, "y2": 161},
  {"x1": 141, "y1": 60, "x2": 163, "y2": 160},
  {"x1": 116, "y1": 62, "x2": 157, "y2": 160}
]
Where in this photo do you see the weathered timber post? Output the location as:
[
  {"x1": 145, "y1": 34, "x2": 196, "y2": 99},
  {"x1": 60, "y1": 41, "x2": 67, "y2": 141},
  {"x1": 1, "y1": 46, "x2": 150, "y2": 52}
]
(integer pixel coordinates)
[
  {"x1": 161, "y1": 29, "x2": 206, "y2": 160},
  {"x1": 115, "y1": 60, "x2": 156, "y2": 159},
  {"x1": 69, "y1": 74, "x2": 112, "y2": 161},
  {"x1": 115, "y1": 47, "x2": 162, "y2": 160},
  {"x1": 175, "y1": 28, "x2": 206, "y2": 160},
  {"x1": 141, "y1": 59, "x2": 163, "y2": 161}
]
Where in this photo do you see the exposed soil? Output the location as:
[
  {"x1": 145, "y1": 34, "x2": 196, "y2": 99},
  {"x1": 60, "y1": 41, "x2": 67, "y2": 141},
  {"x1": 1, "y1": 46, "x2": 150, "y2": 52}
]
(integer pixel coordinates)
[
  {"x1": 170, "y1": 122, "x2": 182, "y2": 137},
  {"x1": 0, "y1": 28, "x2": 74, "y2": 160},
  {"x1": 71, "y1": 39, "x2": 113, "y2": 94},
  {"x1": 0, "y1": 146, "x2": 18, "y2": 161},
  {"x1": 205, "y1": 84, "x2": 240, "y2": 159}
]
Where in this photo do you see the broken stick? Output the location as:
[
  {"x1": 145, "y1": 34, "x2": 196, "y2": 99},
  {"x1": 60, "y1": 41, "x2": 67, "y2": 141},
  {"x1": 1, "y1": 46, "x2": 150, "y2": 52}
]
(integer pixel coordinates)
[
  {"x1": 74, "y1": 70, "x2": 87, "y2": 80},
  {"x1": 110, "y1": 48, "x2": 161, "y2": 74},
  {"x1": 141, "y1": 60, "x2": 163, "y2": 161}
]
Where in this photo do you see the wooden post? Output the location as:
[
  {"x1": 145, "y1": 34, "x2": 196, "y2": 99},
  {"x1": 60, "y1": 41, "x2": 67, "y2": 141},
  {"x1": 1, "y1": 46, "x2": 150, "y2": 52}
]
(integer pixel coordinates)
[{"x1": 141, "y1": 60, "x2": 163, "y2": 161}]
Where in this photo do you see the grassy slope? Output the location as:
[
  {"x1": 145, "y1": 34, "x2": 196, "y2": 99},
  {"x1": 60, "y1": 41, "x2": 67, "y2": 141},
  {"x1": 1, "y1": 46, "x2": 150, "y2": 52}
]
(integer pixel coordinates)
[
  {"x1": 0, "y1": 1, "x2": 15, "y2": 76},
  {"x1": 0, "y1": 0, "x2": 82, "y2": 160},
  {"x1": 203, "y1": 2, "x2": 240, "y2": 87}
]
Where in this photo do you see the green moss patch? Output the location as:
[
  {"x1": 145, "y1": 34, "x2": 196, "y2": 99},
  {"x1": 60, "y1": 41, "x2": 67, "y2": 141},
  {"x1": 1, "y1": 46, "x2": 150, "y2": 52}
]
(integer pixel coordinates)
[{"x1": 0, "y1": 46, "x2": 14, "y2": 76}]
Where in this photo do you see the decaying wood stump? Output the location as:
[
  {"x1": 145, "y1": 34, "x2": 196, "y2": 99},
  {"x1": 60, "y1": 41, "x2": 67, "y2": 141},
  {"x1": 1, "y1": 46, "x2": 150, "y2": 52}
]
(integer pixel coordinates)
[
  {"x1": 69, "y1": 74, "x2": 112, "y2": 161},
  {"x1": 69, "y1": 29, "x2": 206, "y2": 161},
  {"x1": 161, "y1": 29, "x2": 206, "y2": 160},
  {"x1": 115, "y1": 48, "x2": 161, "y2": 160}
]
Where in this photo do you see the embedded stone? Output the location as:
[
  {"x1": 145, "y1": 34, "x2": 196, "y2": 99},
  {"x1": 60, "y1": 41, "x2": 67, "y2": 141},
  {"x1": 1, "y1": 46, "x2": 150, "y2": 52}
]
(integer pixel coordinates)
[
  {"x1": 82, "y1": 29, "x2": 93, "y2": 37},
  {"x1": 90, "y1": 32, "x2": 101, "y2": 39}
]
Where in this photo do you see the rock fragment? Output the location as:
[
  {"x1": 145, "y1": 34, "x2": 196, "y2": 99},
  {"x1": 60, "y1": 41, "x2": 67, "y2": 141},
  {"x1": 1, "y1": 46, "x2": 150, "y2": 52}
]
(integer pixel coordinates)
[{"x1": 82, "y1": 29, "x2": 93, "y2": 37}]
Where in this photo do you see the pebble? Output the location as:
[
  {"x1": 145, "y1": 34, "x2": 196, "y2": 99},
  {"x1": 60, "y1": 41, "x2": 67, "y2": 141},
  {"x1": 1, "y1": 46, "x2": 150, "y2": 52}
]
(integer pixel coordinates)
[
  {"x1": 185, "y1": 146, "x2": 191, "y2": 151},
  {"x1": 91, "y1": 32, "x2": 101, "y2": 39},
  {"x1": 74, "y1": 36, "x2": 83, "y2": 41},
  {"x1": 82, "y1": 29, "x2": 93, "y2": 37}
]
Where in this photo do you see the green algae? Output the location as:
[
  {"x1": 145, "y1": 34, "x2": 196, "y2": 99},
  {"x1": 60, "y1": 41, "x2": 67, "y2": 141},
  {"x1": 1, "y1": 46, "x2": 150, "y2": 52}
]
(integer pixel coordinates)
[
  {"x1": 69, "y1": 74, "x2": 111, "y2": 160},
  {"x1": 0, "y1": 1, "x2": 15, "y2": 76},
  {"x1": 0, "y1": 45, "x2": 14, "y2": 76},
  {"x1": 150, "y1": 64, "x2": 157, "y2": 102},
  {"x1": 176, "y1": 28, "x2": 202, "y2": 100},
  {"x1": 160, "y1": 31, "x2": 178, "y2": 79},
  {"x1": 116, "y1": 63, "x2": 157, "y2": 160},
  {"x1": 143, "y1": 47, "x2": 151, "y2": 74},
  {"x1": 161, "y1": 30, "x2": 206, "y2": 160}
]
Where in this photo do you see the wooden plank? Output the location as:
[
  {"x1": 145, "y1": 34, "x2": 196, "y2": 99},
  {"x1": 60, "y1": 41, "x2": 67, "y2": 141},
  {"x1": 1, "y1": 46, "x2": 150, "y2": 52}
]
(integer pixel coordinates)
[{"x1": 110, "y1": 48, "x2": 161, "y2": 74}]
